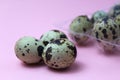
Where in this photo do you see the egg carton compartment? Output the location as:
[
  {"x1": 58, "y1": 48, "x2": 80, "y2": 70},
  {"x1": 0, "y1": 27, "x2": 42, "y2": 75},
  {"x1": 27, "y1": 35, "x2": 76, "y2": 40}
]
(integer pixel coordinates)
[
  {"x1": 53, "y1": 18, "x2": 120, "y2": 53},
  {"x1": 53, "y1": 18, "x2": 95, "y2": 44},
  {"x1": 68, "y1": 29, "x2": 95, "y2": 45},
  {"x1": 70, "y1": 30, "x2": 120, "y2": 52},
  {"x1": 53, "y1": 18, "x2": 94, "y2": 44},
  {"x1": 95, "y1": 38, "x2": 120, "y2": 52}
]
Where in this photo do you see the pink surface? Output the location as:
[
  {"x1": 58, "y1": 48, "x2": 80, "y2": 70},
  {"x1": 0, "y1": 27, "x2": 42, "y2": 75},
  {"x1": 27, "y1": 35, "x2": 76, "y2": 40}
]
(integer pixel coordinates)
[{"x1": 1, "y1": 0, "x2": 120, "y2": 80}]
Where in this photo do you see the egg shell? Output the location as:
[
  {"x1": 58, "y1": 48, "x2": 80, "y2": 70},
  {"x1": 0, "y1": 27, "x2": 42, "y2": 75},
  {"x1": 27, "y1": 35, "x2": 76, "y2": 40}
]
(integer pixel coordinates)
[
  {"x1": 91, "y1": 10, "x2": 107, "y2": 23},
  {"x1": 93, "y1": 18, "x2": 120, "y2": 42},
  {"x1": 14, "y1": 36, "x2": 45, "y2": 64},
  {"x1": 42, "y1": 38, "x2": 77, "y2": 69},
  {"x1": 69, "y1": 15, "x2": 93, "y2": 44},
  {"x1": 40, "y1": 30, "x2": 68, "y2": 46},
  {"x1": 115, "y1": 14, "x2": 120, "y2": 26},
  {"x1": 108, "y1": 4, "x2": 120, "y2": 17},
  {"x1": 93, "y1": 18, "x2": 120, "y2": 51}
]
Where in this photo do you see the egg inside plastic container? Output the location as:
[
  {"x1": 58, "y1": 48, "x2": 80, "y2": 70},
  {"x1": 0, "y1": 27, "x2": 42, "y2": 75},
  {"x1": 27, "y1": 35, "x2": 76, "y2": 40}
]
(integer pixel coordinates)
[
  {"x1": 108, "y1": 4, "x2": 120, "y2": 18},
  {"x1": 93, "y1": 17, "x2": 120, "y2": 52},
  {"x1": 53, "y1": 12, "x2": 120, "y2": 53},
  {"x1": 54, "y1": 15, "x2": 95, "y2": 46},
  {"x1": 68, "y1": 15, "x2": 94, "y2": 45}
]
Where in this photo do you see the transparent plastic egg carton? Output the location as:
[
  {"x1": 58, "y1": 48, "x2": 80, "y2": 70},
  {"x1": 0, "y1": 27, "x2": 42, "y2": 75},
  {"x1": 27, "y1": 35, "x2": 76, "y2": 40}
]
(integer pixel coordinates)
[
  {"x1": 69, "y1": 30, "x2": 94, "y2": 45},
  {"x1": 95, "y1": 38, "x2": 120, "y2": 53},
  {"x1": 53, "y1": 18, "x2": 120, "y2": 53}
]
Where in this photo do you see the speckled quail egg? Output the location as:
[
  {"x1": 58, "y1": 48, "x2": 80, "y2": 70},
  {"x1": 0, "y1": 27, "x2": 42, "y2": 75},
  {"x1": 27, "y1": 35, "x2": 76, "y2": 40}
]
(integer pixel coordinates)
[
  {"x1": 69, "y1": 15, "x2": 93, "y2": 45},
  {"x1": 40, "y1": 30, "x2": 67, "y2": 46},
  {"x1": 91, "y1": 10, "x2": 107, "y2": 23},
  {"x1": 108, "y1": 4, "x2": 120, "y2": 17},
  {"x1": 93, "y1": 17, "x2": 120, "y2": 51},
  {"x1": 14, "y1": 36, "x2": 45, "y2": 64},
  {"x1": 42, "y1": 38, "x2": 77, "y2": 69},
  {"x1": 115, "y1": 14, "x2": 120, "y2": 26}
]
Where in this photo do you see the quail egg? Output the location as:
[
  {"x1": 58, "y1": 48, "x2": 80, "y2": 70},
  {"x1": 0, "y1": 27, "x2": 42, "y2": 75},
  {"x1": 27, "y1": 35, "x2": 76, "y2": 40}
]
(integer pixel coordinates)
[
  {"x1": 40, "y1": 30, "x2": 67, "y2": 46},
  {"x1": 42, "y1": 38, "x2": 77, "y2": 69},
  {"x1": 91, "y1": 10, "x2": 108, "y2": 23},
  {"x1": 69, "y1": 15, "x2": 93, "y2": 45},
  {"x1": 14, "y1": 36, "x2": 45, "y2": 64},
  {"x1": 93, "y1": 17, "x2": 120, "y2": 51},
  {"x1": 108, "y1": 4, "x2": 120, "y2": 17},
  {"x1": 115, "y1": 14, "x2": 120, "y2": 26}
]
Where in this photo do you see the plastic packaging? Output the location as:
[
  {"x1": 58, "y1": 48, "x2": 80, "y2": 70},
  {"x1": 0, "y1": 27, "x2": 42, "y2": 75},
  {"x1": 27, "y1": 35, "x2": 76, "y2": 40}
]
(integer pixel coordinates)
[{"x1": 54, "y1": 17, "x2": 120, "y2": 53}]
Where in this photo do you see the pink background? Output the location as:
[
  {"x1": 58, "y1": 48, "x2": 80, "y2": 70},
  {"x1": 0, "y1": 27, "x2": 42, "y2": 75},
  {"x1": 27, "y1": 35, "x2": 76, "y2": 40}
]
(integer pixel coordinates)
[{"x1": 1, "y1": 0, "x2": 120, "y2": 80}]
